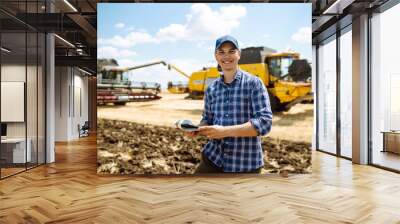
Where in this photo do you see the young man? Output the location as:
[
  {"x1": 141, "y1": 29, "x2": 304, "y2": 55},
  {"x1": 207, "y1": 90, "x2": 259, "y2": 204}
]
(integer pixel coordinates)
[{"x1": 190, "y1": 35, "x2": 273, "y2": 173}]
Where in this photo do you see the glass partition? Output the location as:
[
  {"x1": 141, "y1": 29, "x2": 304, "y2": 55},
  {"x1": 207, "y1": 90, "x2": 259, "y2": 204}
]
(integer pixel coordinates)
[
  {"x1": 0, "y1": 1, "x2": 46, "y2": 179},
  {"x1": 317, "y1": 35, "x2": 337, "y2": 154},
  {"x1": 339, "y1": 28, "x2": 352, "y2": 158},
  {"x1": 371, "y1": 3, "x2": 400, "y2": 171},
  {"x1": 1, "y1": 31, "x2": 28, "y2": 177}
]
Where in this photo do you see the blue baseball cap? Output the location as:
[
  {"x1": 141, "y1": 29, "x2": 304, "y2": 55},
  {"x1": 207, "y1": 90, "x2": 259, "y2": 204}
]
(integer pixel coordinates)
[{"x1": 215, "y1": 35, "x2": 239, "y2": 51}]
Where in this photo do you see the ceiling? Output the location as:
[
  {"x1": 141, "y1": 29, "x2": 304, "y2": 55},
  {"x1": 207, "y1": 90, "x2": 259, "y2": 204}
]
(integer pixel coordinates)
[
  {"x1": 311, "y1": 0, "x2": 390, "y2": 44},
  {"x1": 1, "y1": 0, "x2": 393, "y2": 73},
  {"x1": 1, "y1": 0, "x2": 98, "y2": 73}
]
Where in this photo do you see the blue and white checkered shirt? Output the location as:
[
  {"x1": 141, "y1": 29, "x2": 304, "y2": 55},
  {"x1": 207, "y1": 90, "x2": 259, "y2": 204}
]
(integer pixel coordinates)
[{"x1": 201, "y1": 69, "x2": 273, "y2": 172}]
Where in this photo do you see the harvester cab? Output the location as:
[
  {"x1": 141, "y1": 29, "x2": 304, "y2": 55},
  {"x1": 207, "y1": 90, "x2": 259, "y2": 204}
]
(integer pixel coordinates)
[{"x1": 263, "y1": 51, "x2": 312, "y2": 111}]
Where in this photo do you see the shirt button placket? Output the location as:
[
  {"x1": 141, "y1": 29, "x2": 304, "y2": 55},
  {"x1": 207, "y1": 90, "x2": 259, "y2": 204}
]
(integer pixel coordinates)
[
  {"x1": 225, "y1": 88, "x2": 229, "y2": 118},
  {"x1": 222, "y1": 142, "x2": 227, "y2": 167}
]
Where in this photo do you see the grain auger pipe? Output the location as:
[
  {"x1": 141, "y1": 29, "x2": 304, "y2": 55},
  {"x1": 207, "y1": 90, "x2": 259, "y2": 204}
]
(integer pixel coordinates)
[
  {"x1": 166, "y1": 64, "x2": 190, "y2": 79},
  {"x1": 121, "y1": 60, "x2": 168, "y2": 72},
  {"x1": 120, "y1": 60, "x2": 190, "y2": 80}
]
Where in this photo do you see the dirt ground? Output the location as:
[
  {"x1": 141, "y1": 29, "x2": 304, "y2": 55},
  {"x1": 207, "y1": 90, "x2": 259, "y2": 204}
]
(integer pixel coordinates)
[
  {"x1": 97, "y1": 119, "x2": 311, "y2": 174},
  {"x1": 97, "y1": 92, "x2": 313, "y2": 174},
  {"x1": 98, "y1": 92, "x2": 313, "y2": 143}
]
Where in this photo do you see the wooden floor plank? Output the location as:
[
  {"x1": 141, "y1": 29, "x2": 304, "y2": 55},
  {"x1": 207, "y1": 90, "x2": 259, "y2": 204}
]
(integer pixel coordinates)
[{"x1": 0, "y1": 135, "x2": 399, "y2": 223}]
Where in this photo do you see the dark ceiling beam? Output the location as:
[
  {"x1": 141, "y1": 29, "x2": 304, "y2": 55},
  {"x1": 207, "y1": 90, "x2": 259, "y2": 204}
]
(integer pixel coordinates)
[
  {"x1": 78, "y1": 66, "x2": 97, "y2": 75},
  {"x1": 86, "y1": 0, "x2": 97, "y2": 11},
  {"x1": 67, "y1": 13, "x2": 97, "y2": 45},
  {"x1": 99, "y1": 0, "x2": 311, "y2": 3},
  {"x1": 311, "y1": 0, "x2": 388, "y2": 44},
  {"x1": 312, "y1": 15, "x2": 336, "y2": 33},
  {"x1": 10, "y1": 13, "x2": 83, "y2": 32},
  {"x1": 99, "y1": 0, "x2": 312, "y2": 2},
  {"x1": 2, "y1": 12, "x2": 96, "y2": 48},
  {"x1": 55, "y1": 55, "x2": 96, "y2": 71},
  {"x1": 0, "y1": 8, "x2": 37, "y2": 31},
  {"x1": 55, "y1": 47, "x2": 97, "y2": 56}
]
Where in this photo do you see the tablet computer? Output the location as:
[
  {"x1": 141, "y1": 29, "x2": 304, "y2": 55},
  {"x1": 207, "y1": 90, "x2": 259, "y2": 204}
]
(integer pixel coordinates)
[{"x1": 175, "y1": 120, "x2": 199, "y2": 132}]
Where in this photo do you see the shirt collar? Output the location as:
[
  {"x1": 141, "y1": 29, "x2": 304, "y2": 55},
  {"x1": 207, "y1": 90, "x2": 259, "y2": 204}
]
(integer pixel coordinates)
[{"x1": 219, "y1": 69, "x2": 242, "y2": 85}]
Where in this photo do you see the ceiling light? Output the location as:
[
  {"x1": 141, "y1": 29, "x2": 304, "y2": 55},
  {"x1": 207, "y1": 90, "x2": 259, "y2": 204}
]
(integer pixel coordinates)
[
  {"x1": 76, "y1": 48, "x2": 84, "y2": 55},
  {"x1": 54, "y1": 34, "x2": 75, "y2": 48},
  {"x1": 1, "y1": 47, "x2": 11, "y2": 53},
  {"x1": 63, "y1": 0, "x2": 78, "y2": 12},
  {"x1": 78, "y1": 68, "x2": 92, "y2": 76},
  {"x1": 323, "y1": 0, "x2": 355, "y2": 15}
]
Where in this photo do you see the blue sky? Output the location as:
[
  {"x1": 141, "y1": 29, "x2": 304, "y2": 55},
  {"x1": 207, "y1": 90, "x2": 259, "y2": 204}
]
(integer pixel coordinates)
[{"x1": 98, "y1": 3, "x2": 311, "y2": 89}]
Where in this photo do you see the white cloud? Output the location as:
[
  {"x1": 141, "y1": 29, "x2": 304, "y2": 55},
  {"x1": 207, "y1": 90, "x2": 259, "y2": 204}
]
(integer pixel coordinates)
[
  {"x1": 291, "y1": 27, "x2": 311, "y2": 44},
  {"x1": 98, "y1": 46, "x2": 137, "y2": 58},
  {"x1": 239, "y1": 41, "x2": 256, "y2": 49},
  {"x1": 219, "y1": 5, "x2": 247, "y2": 20},
  {"x1": 99, "y1": 4, "x2": 246, "y2": 48},
  {"x1": 115, "y1": 22, "x2": 125, "y2": 29},
  {"x1": 98, "y1": 31, "x2": 158, "y2": 48},
  {"x1": 156, "y1": 24, "x2": 187, "y2": 42},
  {"x1": 169, "y1": 58, "x2": 205, "y2": 74},
  {"x1": 157, "y1": 4, "x2": 247, "y2": 42}
]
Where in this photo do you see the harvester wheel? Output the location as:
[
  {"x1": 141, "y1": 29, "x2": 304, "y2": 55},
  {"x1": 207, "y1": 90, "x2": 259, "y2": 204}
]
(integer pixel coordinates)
[
  {"x1": 267, "y1": 91, "x2": 287, "y2": 113},
  {"x1": 186, "y1": 91, "x2": 204, "y2": 100}
]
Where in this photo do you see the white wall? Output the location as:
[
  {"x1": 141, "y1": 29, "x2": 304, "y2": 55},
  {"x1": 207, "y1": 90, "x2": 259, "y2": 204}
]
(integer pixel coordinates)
[
  {"x1": 1, "y1": 65, "x2": 26, "y2": 139},
  {"x1": 55, "y1": 66, "x2": 69, "y2": 141},
  {"x1": 73, "y1": 72, "x2": 89, "y2": 137},
  {"x1": 312, "y1": 45, "x2": 316, "y2": 151},
  {"x1": 55, "y1": 67, "x2": 89, "y2": 141}
]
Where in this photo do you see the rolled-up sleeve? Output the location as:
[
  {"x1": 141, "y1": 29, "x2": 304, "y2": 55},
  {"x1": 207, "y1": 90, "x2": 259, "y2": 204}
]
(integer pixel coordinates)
[
  {"x1": 200, "y1": 86, "x2": 213, "y2": 125},
  {"x1": 249, "y1": 78, "x2": 273, "y2": 136}
]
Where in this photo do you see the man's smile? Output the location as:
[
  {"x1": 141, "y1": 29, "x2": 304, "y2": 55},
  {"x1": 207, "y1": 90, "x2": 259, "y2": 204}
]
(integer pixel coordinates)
[{"x1": 222, "y1": 59, "x2": 234, "y2": 65}]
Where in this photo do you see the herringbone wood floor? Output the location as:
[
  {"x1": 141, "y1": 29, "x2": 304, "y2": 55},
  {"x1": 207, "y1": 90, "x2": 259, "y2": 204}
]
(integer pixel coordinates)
[{"x1": 1, "y1": 135, "x2": 400, "y2": 224}]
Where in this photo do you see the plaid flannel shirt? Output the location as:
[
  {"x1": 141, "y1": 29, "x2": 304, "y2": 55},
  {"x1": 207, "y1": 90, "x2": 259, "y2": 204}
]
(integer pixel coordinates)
[{"x1": 201, "y1": 69, "x2": 273, "y2": 172}]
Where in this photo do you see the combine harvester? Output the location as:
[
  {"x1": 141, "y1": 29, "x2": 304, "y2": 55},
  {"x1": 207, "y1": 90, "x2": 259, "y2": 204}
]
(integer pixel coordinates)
[
  {"x1": 98, "y1": 46, "x2": 312, "y2": 111},
  {"x1": 186, "y1": 47, "x2": 313, "y2": 112},
  {"x1": 97, "y1": 61, "x2": 191, "y2": 105},
  {"x1": 97, "y1": 62, "x2": 163, "y2": 105},
  {"x1": 167, "y1": 81, "x2": 189, "y2": 94}
]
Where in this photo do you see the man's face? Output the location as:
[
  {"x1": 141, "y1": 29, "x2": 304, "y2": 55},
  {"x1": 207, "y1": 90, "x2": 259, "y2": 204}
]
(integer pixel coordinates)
[{"x1": 215, "y1": 42, "x2": 240, "y2": 72}]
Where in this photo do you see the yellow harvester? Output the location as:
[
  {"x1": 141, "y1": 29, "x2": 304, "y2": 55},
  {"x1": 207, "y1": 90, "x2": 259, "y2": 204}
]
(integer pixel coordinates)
[{"x1": 187, "y1": 47, "x2": 312, "y2": 112}]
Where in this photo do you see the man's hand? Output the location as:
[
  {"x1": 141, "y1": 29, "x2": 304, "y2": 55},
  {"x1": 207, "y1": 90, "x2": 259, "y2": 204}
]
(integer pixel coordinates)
[
  {"x1": 184, "y1": 131, "x2": 199, "y2": 138},
  {"x1": 198, "y1": 125, "x2": 228, "y2": 139}
]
